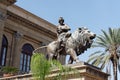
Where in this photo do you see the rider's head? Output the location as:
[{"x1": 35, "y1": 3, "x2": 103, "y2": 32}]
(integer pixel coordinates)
[{"x1": 58, "y1": 17, "x2": 64, "y2": 25}]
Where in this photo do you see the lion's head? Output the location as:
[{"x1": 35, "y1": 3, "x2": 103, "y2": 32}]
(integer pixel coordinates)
[
  {"x1": 78, "y1": 27, "x2": 96, "y2": 45},
  {"x1": 74, "y1": 27, "x2": 96, "y2": 55}
]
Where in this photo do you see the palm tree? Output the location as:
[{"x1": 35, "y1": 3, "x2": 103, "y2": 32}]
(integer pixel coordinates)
[{"x1": 87, "y1": 28, "x2": 120, "y2": 80}]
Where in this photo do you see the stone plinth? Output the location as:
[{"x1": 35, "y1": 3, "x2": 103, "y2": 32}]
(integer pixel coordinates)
[{"x1": 0, "y1": 62, "x2": 109, "y2": 80}]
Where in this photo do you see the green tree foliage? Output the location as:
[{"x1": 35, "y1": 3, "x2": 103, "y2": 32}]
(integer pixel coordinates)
[
  {"x1": 87, "y1": 28, "x2": 120, "y2": 80},
  {"x1": 31, "y1": 53, "x2": 79, "y2": 80},
  {"x1": 31, "y1": 53, "x2": 51, "y2": 80},
  {"x1": 1, "y1": 66, "x2": 18, "y2": 74}
]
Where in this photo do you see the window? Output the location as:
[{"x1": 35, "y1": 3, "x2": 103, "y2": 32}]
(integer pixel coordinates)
[
  {"x1": 20, "y1": 43, "x2": 34, "y2": 72},
  {"x1": 0, "y1": 35, "x2": 8, "y2": 66}
]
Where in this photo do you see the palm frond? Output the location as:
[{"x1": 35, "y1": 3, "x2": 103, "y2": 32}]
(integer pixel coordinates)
[
  {"x1": 109, "y1": 28, "x2": 120, "y2": 45},
  {"x1": 97, "y1": 36, "x2": 107, "y2": 44},
  {"x1": 92, "y1": 56, "x2": 104, "y2": 67},
  {"x1": 109, "y1": 28, "x2": 113, "y2": 39},
  {"x1": 87, "y1": 55, "x2": 100, "y2": 63},
  {"x1": 101, "y1": 29, "x2": 113, "y2": 44},
  {"x1": 113, "y1": 28, "x2": 118, "y2": 44},
  {"x1": 100, "y1": 54, "x2": 110, "y2": 70},
  {"x1": 116, "y1": 28, "x2": 120, "y2": 43},
  {"x1": 91, "y1": 59, "x2": 101, "y2": 67},
  {"x1": 89, "y1": 51, "x2": 102, "y2": 57},
  {"x1": 88, "y1": 28, "x2": 120, "y2": 80},
  {"x1": 91, "y1": 42, "x2": 107, "y2": 48},
  {"x1": 88, "y1": 52, "x2": 105, "y2": 67},
  {"x1": 95, "y1": 41, "x2": 109, "y2": 48}
]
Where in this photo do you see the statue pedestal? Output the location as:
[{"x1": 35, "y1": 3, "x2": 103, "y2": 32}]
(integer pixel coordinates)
[
  {"x1": 46, "y1": 61, "x2": 109, "y2": 80},
  {"x1": 0, "y1": 62, "x2": 109, "y2": 80}
]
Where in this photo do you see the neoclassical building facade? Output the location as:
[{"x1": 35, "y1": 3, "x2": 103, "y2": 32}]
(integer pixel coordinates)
[
  {"x1": 0, "y1": 0, "x2": 65, "y2": 73},
  {"x1": 0, "y1": 1, "x2": 109, "y2": 80}
]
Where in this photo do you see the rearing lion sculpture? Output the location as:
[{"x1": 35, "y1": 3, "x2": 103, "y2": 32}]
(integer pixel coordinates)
[{"x1": 33, "y1": 27, "x2": 96, "y2": 64}]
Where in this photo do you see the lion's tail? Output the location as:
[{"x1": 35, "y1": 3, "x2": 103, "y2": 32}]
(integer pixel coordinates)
[{"x1": 33, "y1": 46, "x2": 47, "y2": 54}]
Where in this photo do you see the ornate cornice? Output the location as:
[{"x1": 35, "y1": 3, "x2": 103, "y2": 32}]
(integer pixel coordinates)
[
  {"x1": 0, "y1": 11, "x2": 7, "y2": 20},
  {"x1": 7, "y1": 11, "x2": 57, "y2": 39},
  {"x1": 14, "y1": 31, "x2": 23, "y2": 39},
  {"x1": 0, "y1": 0, "x2": 16, "y2": 6}
]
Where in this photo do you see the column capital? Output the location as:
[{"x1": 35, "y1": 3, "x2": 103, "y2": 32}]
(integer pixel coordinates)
[
  {"x1": 14, "y1": 31, "x2": 23, "y2": 39},
  {"x1": 0, "y1": 11, "x2": 7, "y2": 20}
]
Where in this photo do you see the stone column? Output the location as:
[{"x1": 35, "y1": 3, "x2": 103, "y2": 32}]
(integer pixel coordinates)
[
  {"x1": 11, "y1": 31, "x2": 23, "y2": 68},
  {"x1": 0, "y1": 11, "x2": 7, "y2": 57},
  {"x1": 0, "y1": 0, "x2": 16, "y2": 63}
]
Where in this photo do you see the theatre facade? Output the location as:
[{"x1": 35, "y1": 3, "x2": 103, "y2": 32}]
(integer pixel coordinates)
[
  {"x1": 0, "y1": 1, "x2": 109, "y2": 80},
  {"x1": 0, "y1": 0, "x2": 67, "y2": 74}
]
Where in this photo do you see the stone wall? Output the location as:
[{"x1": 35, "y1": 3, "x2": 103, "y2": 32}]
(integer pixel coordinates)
[
  {"x1": 0, "y1": 0, "x2": 59, "y2": 72},
  {"x1": 0, "y1": 62, "x2": 109, "y2": 80}
]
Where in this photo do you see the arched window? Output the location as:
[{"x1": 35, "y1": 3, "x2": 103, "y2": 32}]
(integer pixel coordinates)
[
  {"x1": 20, "y1": 43, "x2": 34, "y2": 72},
  {"x1": 0, "y1": 35, "x2": 8, "y2": 66}
]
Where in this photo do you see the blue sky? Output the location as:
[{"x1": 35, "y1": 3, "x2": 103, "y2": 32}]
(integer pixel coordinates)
[
  {"x1": 16, "y1": 0, "x2": 120, "y2": 34},
  {"x1": 15, "y1": 0, "x2": 120, "y2": 79}
]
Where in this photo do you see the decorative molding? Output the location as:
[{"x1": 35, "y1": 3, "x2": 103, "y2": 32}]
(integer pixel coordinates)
[
  {"x1": 0, "y1": 0, "x2": 16, "y2": 6},
  {"x1": 0, "y1": 11, "x2": 7, "y2": 20},
  {"x1": 7, "y1": 11, "x2": 57, "y2": 39},
  {"x1": 14, "y1": 31, "x2": 23, "y2": 39}
]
